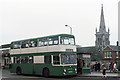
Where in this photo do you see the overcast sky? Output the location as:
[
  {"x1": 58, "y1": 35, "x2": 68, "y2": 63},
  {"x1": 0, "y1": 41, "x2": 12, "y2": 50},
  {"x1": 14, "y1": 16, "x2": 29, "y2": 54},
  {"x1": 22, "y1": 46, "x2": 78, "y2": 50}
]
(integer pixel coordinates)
[{"x1": 0, "y1": 0, "x2": 119, "y2": 47}]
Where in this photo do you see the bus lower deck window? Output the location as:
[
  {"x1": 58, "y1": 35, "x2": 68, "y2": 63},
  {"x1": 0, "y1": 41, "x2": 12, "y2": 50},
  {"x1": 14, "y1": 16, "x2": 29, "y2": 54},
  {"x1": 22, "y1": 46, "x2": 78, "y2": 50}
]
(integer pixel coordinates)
[
  {"x1": 29, "y1": 56, "x2": 33, "y2": 63},
  {"x1": 53, "y1": 55, "x2": 60, "y2": 64},
  {"x1": 44, "y1": 55, "x2": 51, "y2": 63}
]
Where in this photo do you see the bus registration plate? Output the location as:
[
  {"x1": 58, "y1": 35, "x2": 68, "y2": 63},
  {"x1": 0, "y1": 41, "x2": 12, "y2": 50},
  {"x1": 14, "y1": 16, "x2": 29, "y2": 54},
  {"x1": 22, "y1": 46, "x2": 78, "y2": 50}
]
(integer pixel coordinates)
[{"x1": 69, "y1": 71, "x2": 73, "y2": 73}]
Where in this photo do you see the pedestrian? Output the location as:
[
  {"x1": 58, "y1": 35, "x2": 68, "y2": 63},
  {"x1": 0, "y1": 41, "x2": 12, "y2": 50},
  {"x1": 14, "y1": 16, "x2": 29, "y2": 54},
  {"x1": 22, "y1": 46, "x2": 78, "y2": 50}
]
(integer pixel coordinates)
[
  {"x1": 90, "y1": 64, "x2": 93, "y2": 72},
  {"x1": 109, "y1": 63, "x2": 111, "y2": 72},
  {"x1": 110, "y1": 62, "x2": 113, "y2": 72},
  {"x1": 98, "y1": 62, "x2": 100, "y2": 72},
  {"x1": 102, "y1": 65, "x2": 106, "y2": 77},
  {"x1": 95, "y1": 62, "x2": 98, "y2": 71},
  {"x1": 113, "y1": 62, "x2": 117, "y2": 73}
]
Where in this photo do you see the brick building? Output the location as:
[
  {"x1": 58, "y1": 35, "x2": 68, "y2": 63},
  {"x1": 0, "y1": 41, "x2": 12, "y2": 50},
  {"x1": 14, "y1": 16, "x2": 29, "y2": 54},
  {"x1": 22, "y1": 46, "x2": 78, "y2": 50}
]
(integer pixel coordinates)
[{"x1": 102, "y1": 45, "x2": 120, "y2": 70}]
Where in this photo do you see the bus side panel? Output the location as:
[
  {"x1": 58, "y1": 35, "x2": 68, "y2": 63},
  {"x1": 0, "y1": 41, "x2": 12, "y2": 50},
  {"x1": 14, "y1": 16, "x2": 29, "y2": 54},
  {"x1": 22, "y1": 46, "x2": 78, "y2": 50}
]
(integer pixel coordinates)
[
  {"x1": 34, "y1": 64, "x2": 52, "y2": 75},
  {"x1": 34, "y1": 64, "x2": 77, "y2": 76},
  {"x1": 34, "y1": 64, "x2": 44, "y2": 75},
  {"x1": 20, "y1": 64, "x2": 33, "y2": 74},
  {"x1": 10, "y1": 64, "x2": 17, "y2": 73},
  {"x1": 50, "y1": 66, "x2": 77, "y2": 76},
  {"x1": 50, "y1": 66, "x2": 64, "y2": 76},
  {"x1": 10, "y1": 63, "x2": 33, "y2": 74}
]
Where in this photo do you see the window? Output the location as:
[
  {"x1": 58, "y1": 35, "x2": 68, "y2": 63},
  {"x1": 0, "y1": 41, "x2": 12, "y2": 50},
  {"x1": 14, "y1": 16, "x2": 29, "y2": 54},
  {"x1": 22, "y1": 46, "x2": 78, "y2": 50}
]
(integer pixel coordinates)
[
  {"x1": 29, "y1": 40, "x2": 37, "y2": 47},
  {"x1": 24, "y1": 57, "x2": 29, "y2": 63},
  {"x1": 110, "y1": 52, "x2": 112, "y2": 58},
  {"x1": 21, "y1": 57, "x2": 25, "y2": 63},
  {"x1": 63, "y1": 37, "x2": 69, "y2": 44},
  {"x1": 29, "y1": 56, "x2": 33, "y2": 63},
  {"x1": 98, "y1": 38, "x2": 102, "y2": 45},
  {"x1": 107, "y1": 52, "x2": 109, "y2": 58},
  {"x1": 13, "y1": 42, "x2": 21, "y2": 49},
  {"x1": 69, "y1": 38, "x2": 75, "y2": 45},
  {"x1": 38, "y1": 38, "x2": 48, "y2": 46},
  {"x1": 116, "y1": 51, "x2": 119, "y2": 58},
  {"x1": 104, "y1": 52, "x2": 106, "y2": 58},
  {"x1": 48, "y1": 38, "x2": 53, "y2": 45},
  {"x1": 38, "y1": 39, "x2": 44, "y2": 46},
  {"x1": 53, "y1": 55, "x2": 60, "y2": 64},
  {"x1": 13, "y1": 57, "x2": 16, "y2": 63},
  {"x1": 21, "y1": 56, "x2": 29, "y2": 63},
  {"x1": 60, "y1": 37, "x2": 75, "y2": 45},
  {"x1": 21, "y1": 41, "x2": 29, "y2": 48},
  {"x1": 53, "y1": 37, "x2": 59, "y2": 45},
  {"x1": 48, "y1": 37, "x2": 59, "y2": 45},
  {"x1": 44, "y1": 55, "x2": 51, "y2": 63},
  {"x1": 11, "y1": 43, "x2": 14, "y2": 49},
  {"x1": 61, "y1": 54, "x2": 77, "y2": 64},
  {"x1": 16, "y1": 57, "x2": 20, "y2": 63},
  {"x1": 44, "y1": 40, "x2": 48, "y2": 46}
]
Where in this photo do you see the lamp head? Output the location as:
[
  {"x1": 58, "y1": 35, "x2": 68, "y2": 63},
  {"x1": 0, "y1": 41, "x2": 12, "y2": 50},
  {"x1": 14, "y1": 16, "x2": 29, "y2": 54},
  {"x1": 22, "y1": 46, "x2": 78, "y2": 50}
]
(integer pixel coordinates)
[{"x1": 65, "y1": 25, "x2": 68, "y2": 26}]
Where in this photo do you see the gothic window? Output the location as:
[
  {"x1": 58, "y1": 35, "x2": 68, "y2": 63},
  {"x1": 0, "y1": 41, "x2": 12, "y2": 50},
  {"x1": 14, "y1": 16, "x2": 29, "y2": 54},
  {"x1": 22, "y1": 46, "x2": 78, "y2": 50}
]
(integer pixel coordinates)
[{"x1": 98, "y1": 38, "x2": 102, "y2": 45}]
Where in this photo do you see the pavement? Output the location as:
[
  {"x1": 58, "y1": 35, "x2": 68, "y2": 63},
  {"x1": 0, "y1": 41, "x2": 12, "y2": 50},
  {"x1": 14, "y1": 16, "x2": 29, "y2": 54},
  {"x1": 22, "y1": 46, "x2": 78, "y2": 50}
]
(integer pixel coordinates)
[{"x1": 78, "y1": 70, "x2": 120, "y2": 78}]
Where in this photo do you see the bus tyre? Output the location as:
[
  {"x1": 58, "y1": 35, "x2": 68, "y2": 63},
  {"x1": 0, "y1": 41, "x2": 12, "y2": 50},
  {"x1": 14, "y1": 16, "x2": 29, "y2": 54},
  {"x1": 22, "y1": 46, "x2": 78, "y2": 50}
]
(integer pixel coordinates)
[
  {"x1": 43, "y1": 68, "x2": 49, "y2": 77},
  {"x1": 16, "y1": 67, "x2": 22, "y2": 75}
]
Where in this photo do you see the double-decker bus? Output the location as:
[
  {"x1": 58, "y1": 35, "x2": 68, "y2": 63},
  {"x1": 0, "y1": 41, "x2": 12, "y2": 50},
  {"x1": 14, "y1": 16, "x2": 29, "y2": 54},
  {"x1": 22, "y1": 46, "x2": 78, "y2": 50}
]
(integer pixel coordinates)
[{"x1": 9, "y1": 34, "x2": 77, "y2": 77}]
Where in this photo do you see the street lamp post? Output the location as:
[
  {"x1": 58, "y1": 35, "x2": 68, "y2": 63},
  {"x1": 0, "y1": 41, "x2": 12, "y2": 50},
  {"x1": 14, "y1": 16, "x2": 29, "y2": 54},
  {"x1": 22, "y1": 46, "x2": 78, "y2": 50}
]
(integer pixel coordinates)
[{"x1": 65, "y1": 25, "x2": 72, "y2": 34}]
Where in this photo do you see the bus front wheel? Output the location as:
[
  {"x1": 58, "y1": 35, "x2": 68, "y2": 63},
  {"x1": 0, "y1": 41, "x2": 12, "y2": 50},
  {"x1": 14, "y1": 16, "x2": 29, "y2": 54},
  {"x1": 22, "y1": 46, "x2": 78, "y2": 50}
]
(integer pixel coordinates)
[
  {"x1": 43, "y1": 68, "x2": 49, "y2": 77},
  {"x1": 16, "y1": 67, "x2": 22, "y2": 75}
]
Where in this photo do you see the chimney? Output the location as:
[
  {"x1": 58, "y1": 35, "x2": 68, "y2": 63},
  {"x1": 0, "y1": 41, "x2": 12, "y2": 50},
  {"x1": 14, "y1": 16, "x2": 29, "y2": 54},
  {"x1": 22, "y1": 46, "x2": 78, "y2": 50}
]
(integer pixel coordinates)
[{"x1": 117, "y1": 41, "x2": 119, "y2": 46}]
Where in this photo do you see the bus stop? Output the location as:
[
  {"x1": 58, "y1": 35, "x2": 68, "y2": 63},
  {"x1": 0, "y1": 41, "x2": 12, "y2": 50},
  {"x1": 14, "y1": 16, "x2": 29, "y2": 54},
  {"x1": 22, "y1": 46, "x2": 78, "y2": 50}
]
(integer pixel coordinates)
[{"x1": 77, "y1": 52, "x2": 91, "y2": 74}]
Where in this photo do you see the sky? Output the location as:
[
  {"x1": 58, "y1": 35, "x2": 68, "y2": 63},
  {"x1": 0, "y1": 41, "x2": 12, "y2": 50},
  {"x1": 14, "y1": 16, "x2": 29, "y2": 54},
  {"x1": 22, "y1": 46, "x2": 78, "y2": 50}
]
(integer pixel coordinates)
[{"x1": 0, "y1": 0, "x2": 119, "y2": 47}]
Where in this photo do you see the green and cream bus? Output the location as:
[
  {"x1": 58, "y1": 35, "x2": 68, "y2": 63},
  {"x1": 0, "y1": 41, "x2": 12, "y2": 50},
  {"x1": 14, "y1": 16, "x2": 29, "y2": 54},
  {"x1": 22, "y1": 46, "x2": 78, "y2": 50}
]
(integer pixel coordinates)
[{"x1": 9, "y1": 34, "x2": 77, "y2": 77}]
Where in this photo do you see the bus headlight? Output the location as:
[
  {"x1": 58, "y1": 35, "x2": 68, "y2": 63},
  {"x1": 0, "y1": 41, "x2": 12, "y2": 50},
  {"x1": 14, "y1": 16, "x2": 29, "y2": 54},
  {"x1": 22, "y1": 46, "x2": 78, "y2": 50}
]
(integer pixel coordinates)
[
  {"x1": 75, "y1": 68, "x2": 77, "y2": 71},
  {"x1": 64, "y1": 69, "x2": 66, "y2": 72}
]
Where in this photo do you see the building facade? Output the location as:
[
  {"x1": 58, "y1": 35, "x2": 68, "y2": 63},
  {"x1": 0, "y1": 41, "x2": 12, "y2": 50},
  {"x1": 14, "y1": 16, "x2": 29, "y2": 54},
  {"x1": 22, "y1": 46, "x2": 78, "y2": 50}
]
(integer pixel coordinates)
[
  {"x1": 102, "y1": 45, "x2": 120, "y2": 70},
  {"x1": 0, "y1": 44, "x2": 10, "y2": 69},
  {"x1": 95, "y1": 4, "x2": 110, "y2": 51}
]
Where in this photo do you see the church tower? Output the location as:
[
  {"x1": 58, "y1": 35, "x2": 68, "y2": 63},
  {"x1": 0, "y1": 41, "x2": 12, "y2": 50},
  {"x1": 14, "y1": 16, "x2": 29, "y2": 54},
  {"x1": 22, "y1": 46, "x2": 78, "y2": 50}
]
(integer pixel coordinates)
[{"x1": 95, "y1": 4, "x2": 110, "y2": 51}]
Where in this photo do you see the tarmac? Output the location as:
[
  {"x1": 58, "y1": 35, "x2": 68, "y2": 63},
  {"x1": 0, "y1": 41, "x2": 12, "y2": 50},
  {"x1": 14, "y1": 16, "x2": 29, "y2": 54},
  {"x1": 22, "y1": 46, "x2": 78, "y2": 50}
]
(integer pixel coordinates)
[{"x1": 1, "y1": 69, "x2": 120, "y2": 78}]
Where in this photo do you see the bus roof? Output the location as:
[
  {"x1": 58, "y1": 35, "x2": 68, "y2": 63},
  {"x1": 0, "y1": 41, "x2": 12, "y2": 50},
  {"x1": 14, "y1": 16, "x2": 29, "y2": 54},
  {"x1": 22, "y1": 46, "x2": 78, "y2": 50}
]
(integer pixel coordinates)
[{"x1": 11, "y1": 34, "x2": 74, "y2": 43}]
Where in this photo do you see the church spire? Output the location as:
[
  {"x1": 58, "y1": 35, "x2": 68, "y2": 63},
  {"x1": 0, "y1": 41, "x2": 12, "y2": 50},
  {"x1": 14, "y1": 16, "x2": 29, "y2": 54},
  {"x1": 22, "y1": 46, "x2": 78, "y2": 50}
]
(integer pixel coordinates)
[
  {"x1": 95, "y1": 4, "x2": 110, "y2": 51},
  {"x1": 99, "y1": 4, "x2": 106, "y2": 33}
]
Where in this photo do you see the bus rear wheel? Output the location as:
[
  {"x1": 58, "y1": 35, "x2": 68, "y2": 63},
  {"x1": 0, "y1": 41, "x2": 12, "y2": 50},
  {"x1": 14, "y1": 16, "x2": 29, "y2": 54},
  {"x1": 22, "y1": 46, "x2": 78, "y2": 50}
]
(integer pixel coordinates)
[
  {"x1": 16, "y1": 67, "x2": 22, "y2": 75},
  {"x1": 43, "y1": 68, "x2": 49, "y2": 77}
]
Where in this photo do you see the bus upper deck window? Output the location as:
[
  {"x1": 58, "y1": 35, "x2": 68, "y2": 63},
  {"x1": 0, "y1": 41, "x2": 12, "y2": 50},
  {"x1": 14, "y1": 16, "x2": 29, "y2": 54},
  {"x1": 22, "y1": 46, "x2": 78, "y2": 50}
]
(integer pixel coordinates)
[
  {"x1": 53, "y1": 37, "x2": 58, "y2": 45},
  {"x1": 48, "y1": 38, "x2": 53, "y2": 45},
  {"x1": 38, "y1": 39, "x2": 44, "y2": 47},
  {"x1": 13, "y1": 42, "x2": 21, "y2": 49},
  {"x1": 48, "y1": 37, "x2": 58, "y2": 45},
  {"x1": 29, "y1": 40, "x2": 37, "y2": 47},
  {"x1": 60, "y1": 37, "x2": 75, "y2": 45}
]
